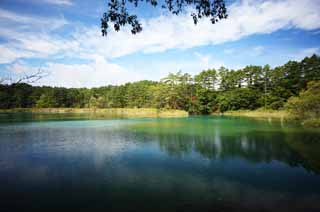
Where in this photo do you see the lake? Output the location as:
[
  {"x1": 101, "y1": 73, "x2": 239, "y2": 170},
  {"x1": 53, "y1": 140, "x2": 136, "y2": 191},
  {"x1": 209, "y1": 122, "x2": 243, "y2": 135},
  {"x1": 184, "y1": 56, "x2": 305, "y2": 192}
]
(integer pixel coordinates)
[{"x1": 0, "y1": 114, "x2": 320, "y2": 211}]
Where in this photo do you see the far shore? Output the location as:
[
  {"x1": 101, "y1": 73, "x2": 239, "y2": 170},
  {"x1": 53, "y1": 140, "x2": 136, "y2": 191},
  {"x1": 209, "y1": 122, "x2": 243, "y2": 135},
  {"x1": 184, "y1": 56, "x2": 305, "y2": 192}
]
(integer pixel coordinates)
[
  {"x1": 220, "y1": 109, "x2": 290, "y2": 119},
  {"x1": 0, "y1": 108, "x2": 291, "y2": 119},
  {"x1": 0, "y1": 108, "x2": 189, "y2": 118}
]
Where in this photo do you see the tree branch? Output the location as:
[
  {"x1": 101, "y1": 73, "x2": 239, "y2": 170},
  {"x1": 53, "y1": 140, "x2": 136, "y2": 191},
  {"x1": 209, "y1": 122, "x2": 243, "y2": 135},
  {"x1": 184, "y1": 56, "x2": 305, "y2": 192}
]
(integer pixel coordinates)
[
  {"x1": 0, "y1": 68, "x2": 49, "y2": 85},
  {"x1": 101, "y1": 0, "x2": 227, "y2": 36}
]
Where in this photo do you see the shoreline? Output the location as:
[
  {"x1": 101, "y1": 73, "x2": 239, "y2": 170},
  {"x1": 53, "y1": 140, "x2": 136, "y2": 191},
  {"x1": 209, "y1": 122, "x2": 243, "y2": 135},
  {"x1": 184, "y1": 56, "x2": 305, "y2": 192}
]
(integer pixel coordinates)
[
  {"x1": 0, "y1": 108, "x2": 189, "y2": 118},
  {"x1": 220, "y1": 109, "x2": 290, "y2": 119},
  {"x1": 219, "y1": 110, "x2": 319, "y2": 128}
]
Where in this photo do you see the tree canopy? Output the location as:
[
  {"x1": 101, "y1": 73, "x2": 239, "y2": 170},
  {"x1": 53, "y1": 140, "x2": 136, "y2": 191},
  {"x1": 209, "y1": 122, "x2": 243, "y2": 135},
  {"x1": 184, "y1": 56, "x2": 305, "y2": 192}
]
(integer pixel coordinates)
[
  {"x1": 1, "y1": 55, "x2": 319, "y2": 116},
  {"x1": 101, "y1": 0, "x2": 227, "y2": 36},
  {"x1": 286, "y1": 81, "x2": 320, "y2": 121}
]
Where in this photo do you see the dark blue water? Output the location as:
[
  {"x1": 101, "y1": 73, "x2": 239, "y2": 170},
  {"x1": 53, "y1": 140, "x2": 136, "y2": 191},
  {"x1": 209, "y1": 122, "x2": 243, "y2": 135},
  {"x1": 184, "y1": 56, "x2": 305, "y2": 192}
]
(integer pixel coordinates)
[{"x1": 0, "y1": 114, "x2": 320, "y2": 211}]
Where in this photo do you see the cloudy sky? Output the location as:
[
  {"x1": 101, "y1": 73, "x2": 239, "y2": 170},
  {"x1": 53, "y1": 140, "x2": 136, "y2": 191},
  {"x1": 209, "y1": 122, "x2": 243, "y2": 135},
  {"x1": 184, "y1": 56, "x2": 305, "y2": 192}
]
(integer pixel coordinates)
[{"x1": 0, "y1": 0, "x2": 320, "y2": 87}]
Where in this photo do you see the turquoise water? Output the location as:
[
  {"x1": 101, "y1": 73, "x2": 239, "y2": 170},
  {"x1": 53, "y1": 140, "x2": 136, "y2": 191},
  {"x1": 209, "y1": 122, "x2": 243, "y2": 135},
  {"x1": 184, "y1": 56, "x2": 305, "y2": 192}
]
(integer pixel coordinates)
[{"x1": 0, "y1": 114, "x2": 320, "y2": 211}]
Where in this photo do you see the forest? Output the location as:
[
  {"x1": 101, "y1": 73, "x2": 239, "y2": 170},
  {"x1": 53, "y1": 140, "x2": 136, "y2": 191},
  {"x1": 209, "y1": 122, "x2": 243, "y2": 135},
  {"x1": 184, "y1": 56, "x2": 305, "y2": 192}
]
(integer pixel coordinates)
[{"x1": 0, "y1": 54, "x2": 319, "y2": 116}]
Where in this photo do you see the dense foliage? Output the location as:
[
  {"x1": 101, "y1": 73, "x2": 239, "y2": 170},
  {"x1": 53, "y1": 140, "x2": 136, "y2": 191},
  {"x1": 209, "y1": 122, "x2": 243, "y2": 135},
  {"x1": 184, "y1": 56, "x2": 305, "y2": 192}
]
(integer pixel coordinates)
[
  {"x1": 286, "y1": 80, "x2": 320, "y2": 125},
  {"x1": 1, "y1": 55, "x2": 319, "y2": 114},
  {"x1": 101, "y1": 0, "x2": 227, "y2": 36}
]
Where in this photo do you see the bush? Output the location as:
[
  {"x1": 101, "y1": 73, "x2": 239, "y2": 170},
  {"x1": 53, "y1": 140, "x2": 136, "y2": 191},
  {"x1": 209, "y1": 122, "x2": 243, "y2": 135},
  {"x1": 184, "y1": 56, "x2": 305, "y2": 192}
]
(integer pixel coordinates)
[
  {"x1": 285, "y1": 81, "x2": 320, "y2": 120},
  {"x1": 303, "y1": 119, "x2": 320, "y2": 128},
  {"x1": 269, "y1": 100, "x2": 285, "y2": 110},
  {"x1": 217, "y1": 88, "x2": 260, "y2": 112}
]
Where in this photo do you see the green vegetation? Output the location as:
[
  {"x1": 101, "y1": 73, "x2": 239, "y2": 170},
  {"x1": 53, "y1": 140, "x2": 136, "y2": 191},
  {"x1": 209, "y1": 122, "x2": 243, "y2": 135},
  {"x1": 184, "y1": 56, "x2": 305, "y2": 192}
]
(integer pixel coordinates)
[
  {"x1": 303, "y1": 119, "x2": 320, "y2": 128},
  {"x1": 223, "y1": 109, "x2": 289, "y2": 119},
  {"x1": 285, "y1": 81, "x2": 320, "y2": 127},
  {"x1": 0, "y1": 55, "x2": 319, "y2": 124},
  {"x1": 0, "y1": 108, "x2": 188, "y2": 118}
]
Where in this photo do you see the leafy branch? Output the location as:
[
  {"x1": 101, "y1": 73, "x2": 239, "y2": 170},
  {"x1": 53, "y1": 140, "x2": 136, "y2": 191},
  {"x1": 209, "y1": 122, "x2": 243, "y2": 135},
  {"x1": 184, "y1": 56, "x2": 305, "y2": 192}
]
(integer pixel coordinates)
[{"x1": 101, "y1": 0, "x2": 227, "y2": 36}]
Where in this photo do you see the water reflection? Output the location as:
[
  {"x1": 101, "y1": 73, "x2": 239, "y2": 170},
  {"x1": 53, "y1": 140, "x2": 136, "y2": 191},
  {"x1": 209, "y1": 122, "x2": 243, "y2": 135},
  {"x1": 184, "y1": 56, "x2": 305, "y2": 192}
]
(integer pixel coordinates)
[
  {"x1": 129, "y1": 117, "x2": 320, "y2": 173},
  {"x1": 0, "y1": 116, "x2": 320, "y2": 211}
]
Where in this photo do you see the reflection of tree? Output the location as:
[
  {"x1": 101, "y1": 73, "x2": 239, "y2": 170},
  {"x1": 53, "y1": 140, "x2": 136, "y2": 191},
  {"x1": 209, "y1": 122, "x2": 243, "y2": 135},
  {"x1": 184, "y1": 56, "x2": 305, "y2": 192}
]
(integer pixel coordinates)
[
  {"x1": 158, "y1": 134, "x2": 194, "y2": 158},
  {"x1": 285, "y1": 132, "x2": 320, "y2": 173},
  {"x1": 133, "y1": 129, "x2": 320, "y2": 172},
  {"x1": 194, "y1": 135, "x2": 219, "y2": 159},
  {"x1": 217, "y1": 131, "x2": 301, "y2": 165}
]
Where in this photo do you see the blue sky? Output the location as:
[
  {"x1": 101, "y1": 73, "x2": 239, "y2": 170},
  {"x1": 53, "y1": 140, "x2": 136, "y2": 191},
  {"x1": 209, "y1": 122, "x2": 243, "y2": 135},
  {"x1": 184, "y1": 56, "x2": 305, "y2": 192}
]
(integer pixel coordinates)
[{"x1": 0, "y1": 0, "x2": 320, "y2": 87}]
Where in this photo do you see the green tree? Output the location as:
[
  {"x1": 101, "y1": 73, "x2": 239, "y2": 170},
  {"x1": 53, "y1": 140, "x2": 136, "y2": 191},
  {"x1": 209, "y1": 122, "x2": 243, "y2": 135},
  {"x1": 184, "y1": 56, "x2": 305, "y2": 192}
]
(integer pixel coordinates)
[
  {"x1": 218, "y1": 67, "x2": 243, "y2": 90},
  {"x1": 217, "y1": 88, "x2": 260, "y2": 112},
  {"x1": 242, "y1": 65, "x2": 264, "y2": 89},
  {"x1": 126, "y1": 81, "x2": 156, "y2": 108},
  {"x1": 36, "y1": 94, "x2": 56, "y2": 108},
  {"x1": 1, "y1": 55, "x2": 319, "y2": 116},
  {"x1": 89, "y1": 96, "x2": 106, "y2": 108},
  {"x1": 161, "y1": 71, "x2": 183, "y2": 109},
  {"x1": 285, "y1": 81, "x2": 320, "y2": 120},
  {"x1": 195, "y1": 69, "x2": 217, "y2": 90},
  {"x1": 190, "y1": 84, "x2": 217, "y2": 114}
]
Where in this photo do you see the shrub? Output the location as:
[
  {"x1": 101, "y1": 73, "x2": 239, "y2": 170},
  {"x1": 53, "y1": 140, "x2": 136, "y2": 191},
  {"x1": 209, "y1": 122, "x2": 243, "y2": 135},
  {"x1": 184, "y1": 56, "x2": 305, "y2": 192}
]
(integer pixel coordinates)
[
  {"x1": 303, "y1": 119, "x2": 320, "y2": 128},
  {"x1": 285, "y1": 81, "x2": 320, "y2": 120}
]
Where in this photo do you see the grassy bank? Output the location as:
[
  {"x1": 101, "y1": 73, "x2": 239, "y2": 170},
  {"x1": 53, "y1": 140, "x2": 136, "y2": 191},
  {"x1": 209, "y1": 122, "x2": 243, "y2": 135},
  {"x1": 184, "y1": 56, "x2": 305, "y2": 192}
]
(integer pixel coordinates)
[
  {"x1": 0, "y1": 108, "x2": 188, "y2": 118},
  {"x1": 302, "y1": 119, "x2": 320, "y2": 128},
  {"x1": 222, "y1": 109, "x2": 320, "y2": 128},
  {"x1": 222, "y1": 109, "x2": 289, "y2": 119}
]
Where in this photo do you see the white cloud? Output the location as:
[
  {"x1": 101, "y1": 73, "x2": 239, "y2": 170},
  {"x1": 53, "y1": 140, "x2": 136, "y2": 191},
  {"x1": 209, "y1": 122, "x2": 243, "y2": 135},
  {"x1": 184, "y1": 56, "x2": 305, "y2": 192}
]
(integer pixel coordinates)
[
  {"x1": 194, "y1": 52, "x2": 211, "y2": 70},
  {"x1": 0, "y1": 45, "x2": 34, "y2": 64},
  {"x1": 251, "y1": 46, "x2": 265, "y2": 56},
  {"x1": 14, "y1": 34, "x2": 75, "y2": 56},
  {"x1": 32, "y1": 56, "x2": 143, "y2": 88},
  {"x1": 0, "y1": 8, "x2": 68, "y2": 31},
  {"x1": 193, "y1": 53, "x2": 225, "y2": 71},
  {"x1": 290, "y1": 47, "x2": 320, "y2": 61},
  {"x1": 1, "y1": 0, "x2": 320, "y2": 86},
  {"x1": 71, "y1": 0, "x2": 320, "y2": 60},
  {"x1": 8, "y1": 61, "x2": 36, "y2": 74},
  {"x1": 2, "y1": 61, "x2": 47, "y2": 84},
  {"x1": 2, "y1": 0, "x2": 320, "y2": 64},
  {"x1": 224, "y1": 48, "x2": 236, "y2": 55},
  {"x1": 0, "y1": 32, "x2": 76, "y2": 63},
  {"x1": 0, "y1": 8, "x2": 70, "y2": 63},
  {"x1": 42, "y1": 0, "x2": 73, "y2": 6},
  {"x1": 124, "y1": 53, "x2": 226, "y2": 80}
]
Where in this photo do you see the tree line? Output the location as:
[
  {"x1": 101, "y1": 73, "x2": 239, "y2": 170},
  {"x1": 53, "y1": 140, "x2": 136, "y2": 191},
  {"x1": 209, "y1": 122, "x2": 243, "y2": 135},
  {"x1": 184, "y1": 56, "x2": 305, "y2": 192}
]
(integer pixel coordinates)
[{"x1": 0, "y1": 54, "x2": 319, "y2": 114}]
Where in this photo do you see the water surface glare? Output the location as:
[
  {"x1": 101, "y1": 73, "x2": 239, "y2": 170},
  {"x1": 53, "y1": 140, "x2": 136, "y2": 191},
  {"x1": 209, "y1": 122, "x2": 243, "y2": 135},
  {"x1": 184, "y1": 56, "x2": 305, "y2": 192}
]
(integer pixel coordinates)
[{"x1": 0, "y1": 115, "x2": 320, "y2": 211}]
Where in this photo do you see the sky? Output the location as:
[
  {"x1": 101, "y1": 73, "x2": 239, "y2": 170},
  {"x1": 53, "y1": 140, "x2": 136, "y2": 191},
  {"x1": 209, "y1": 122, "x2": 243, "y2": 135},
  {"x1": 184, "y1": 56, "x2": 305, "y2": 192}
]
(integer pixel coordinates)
[{"x1": 0, "y1": 0, "x2": 320, "y2": 88}]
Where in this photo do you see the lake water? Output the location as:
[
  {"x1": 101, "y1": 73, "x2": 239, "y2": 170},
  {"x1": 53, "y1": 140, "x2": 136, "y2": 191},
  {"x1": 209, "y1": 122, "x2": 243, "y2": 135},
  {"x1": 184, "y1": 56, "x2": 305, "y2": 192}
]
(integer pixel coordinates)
[{"x1": 0, "y1": 114, "x2": 320, "y2": 211}]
